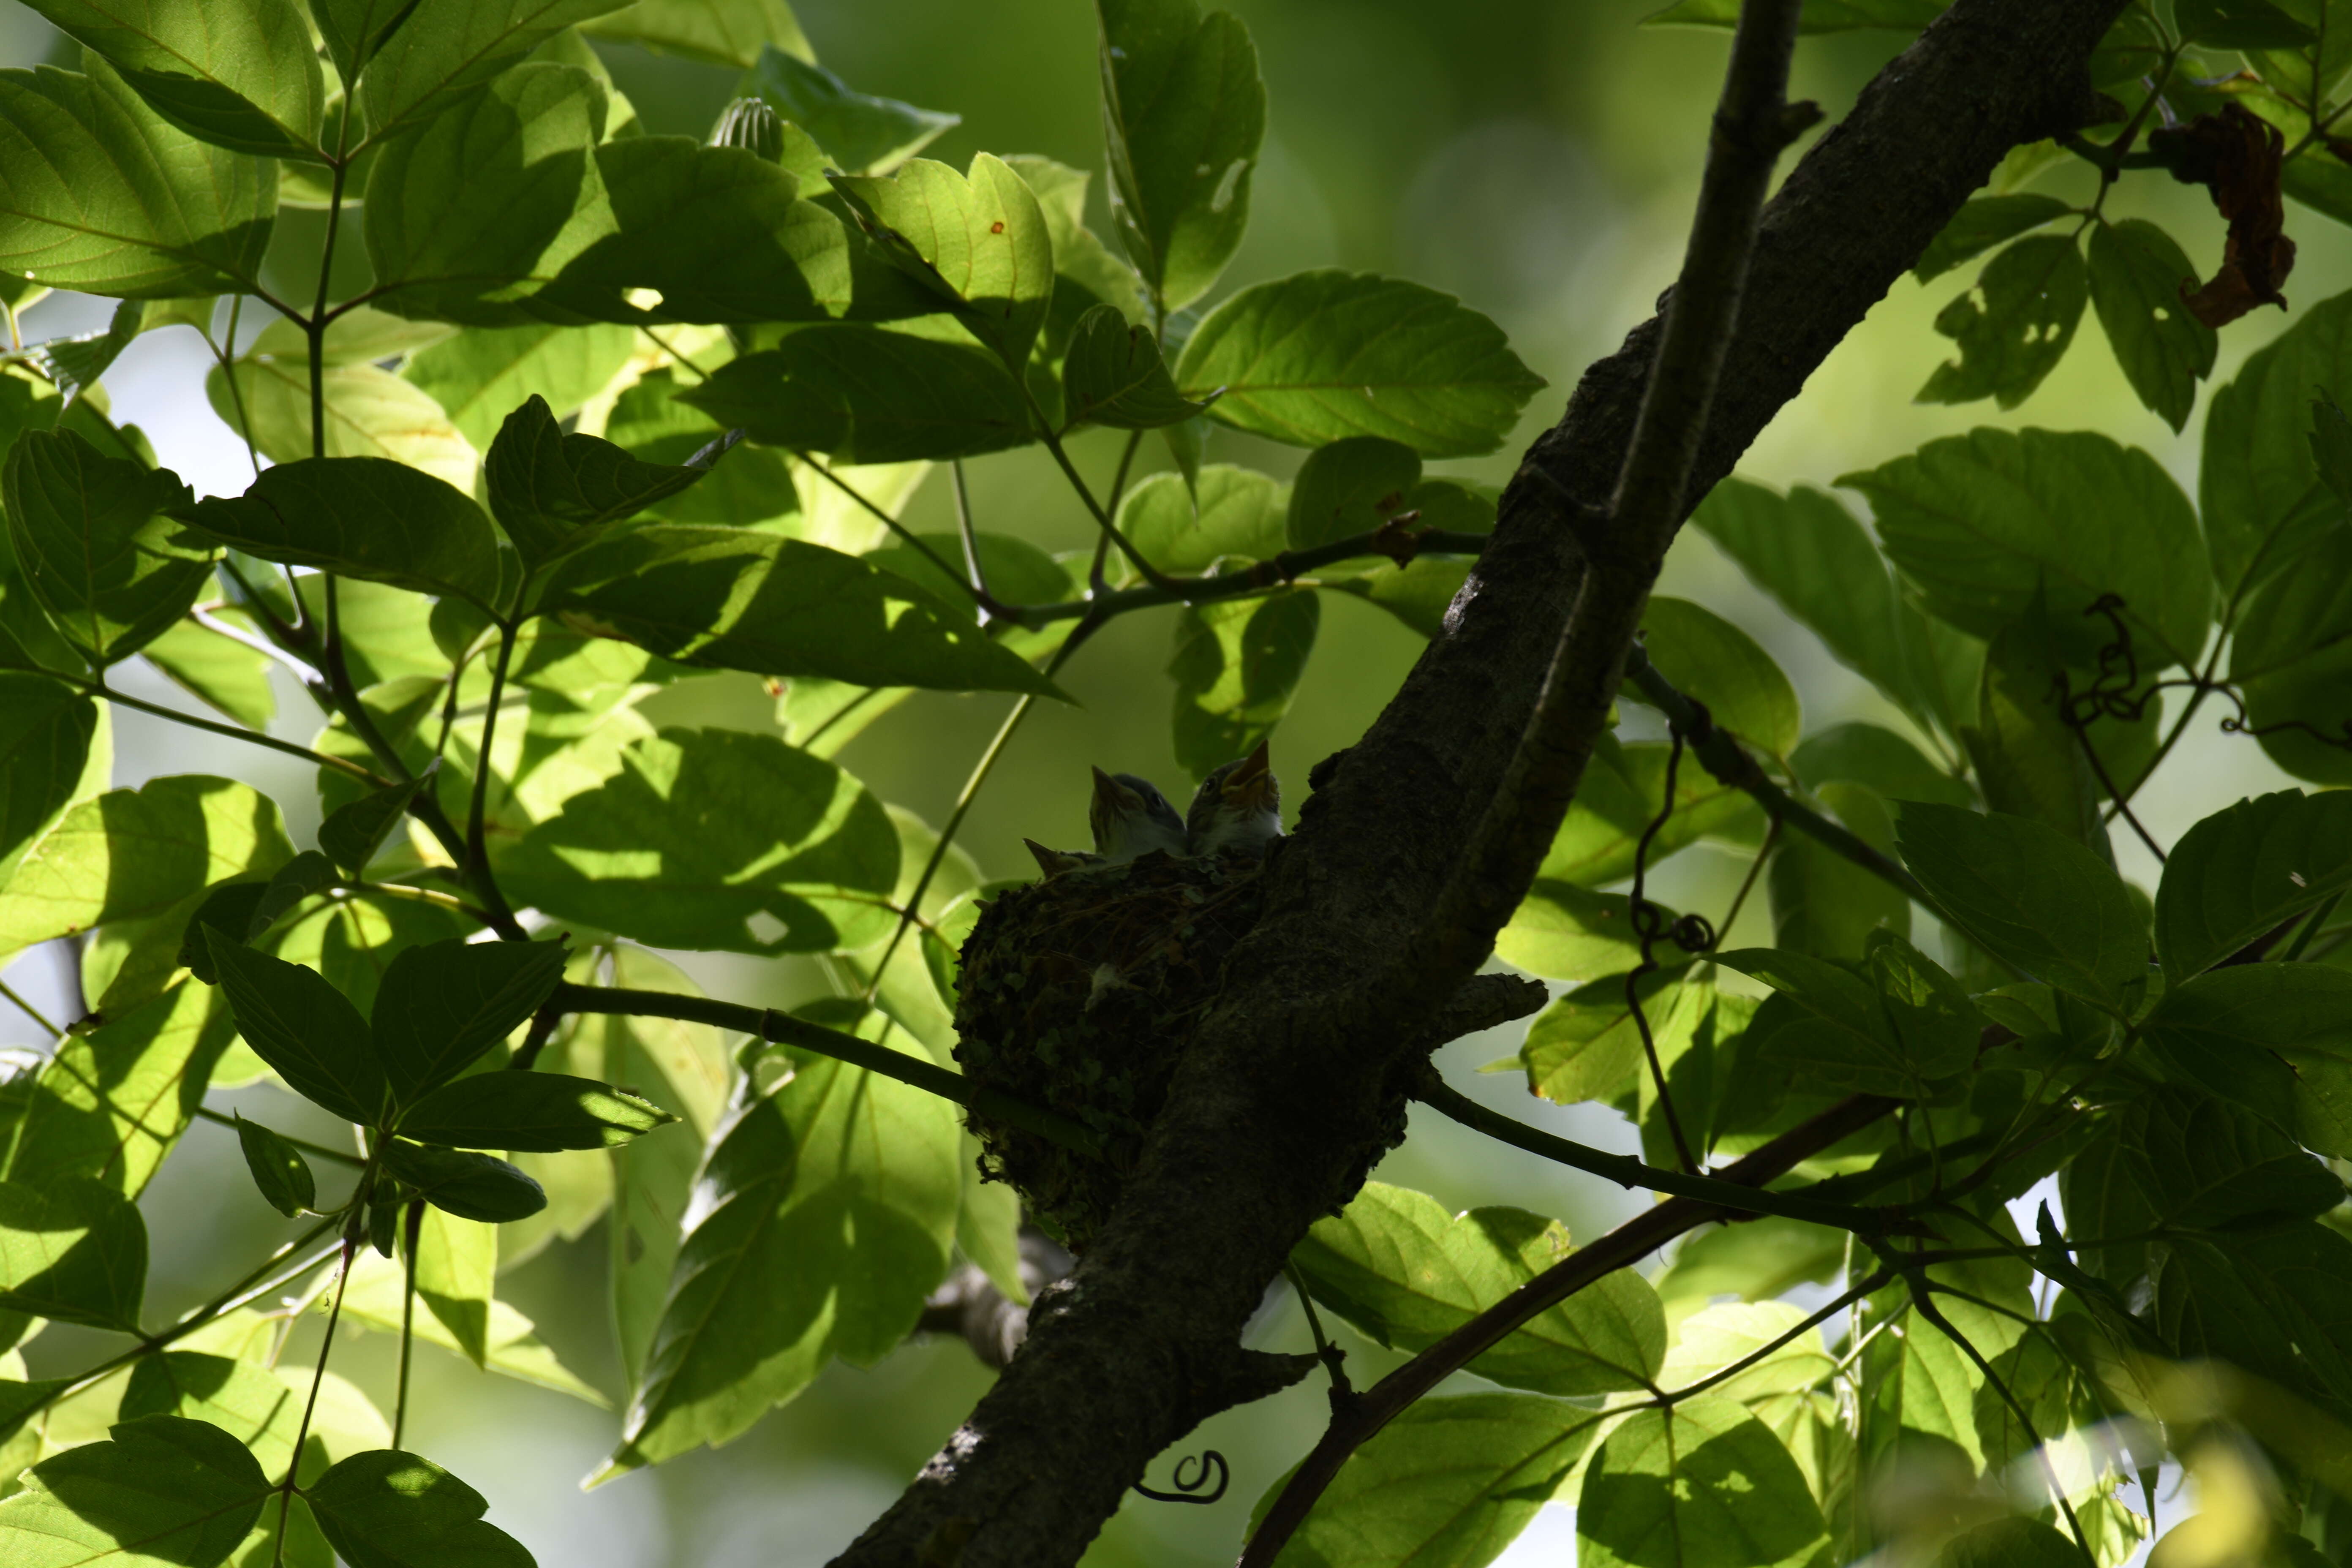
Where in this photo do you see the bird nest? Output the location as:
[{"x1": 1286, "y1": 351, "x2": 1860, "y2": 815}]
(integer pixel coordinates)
[{"x1": 953, "y1": 850, "x2": 1266, "y2": 1246}]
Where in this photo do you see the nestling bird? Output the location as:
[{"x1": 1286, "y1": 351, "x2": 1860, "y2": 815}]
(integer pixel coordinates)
[
  {"x1": 1088, "y1": 768, "x2": 1189, "y2": 863},
  {"x1": 1186, "y1": 740, "x2": 1283, "y2": 859},
  {"x1": 1023, "y1": 838, "x2": 1099, "y2": 879}
]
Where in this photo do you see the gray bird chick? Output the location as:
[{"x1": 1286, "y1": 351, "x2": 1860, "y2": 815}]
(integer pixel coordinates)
[
  {"x1": 1185, "y1": 740, "x2": 1282, "y2": 858},
  {"x1": 1087, "y1": 768, "x2": 1188, "y2": 863}
]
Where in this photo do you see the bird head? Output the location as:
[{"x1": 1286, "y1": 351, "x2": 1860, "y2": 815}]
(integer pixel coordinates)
[
  {"x1": 1024, "y1": 838, "x2": 1100, "y2": 879},
  {"x1": 1185, "y1": 740, "x2": 1282, "y2": 858},
  {"x1": 1087, "y1": 768, "x2": 1189, "y2": 863}
]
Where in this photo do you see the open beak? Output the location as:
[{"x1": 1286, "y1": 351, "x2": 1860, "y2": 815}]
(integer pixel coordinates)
[{"x1": 1222, "y1": 740, "x2": 1276, "y2": 813}]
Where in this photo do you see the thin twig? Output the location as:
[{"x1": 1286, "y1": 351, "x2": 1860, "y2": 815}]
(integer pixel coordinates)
[
  {"x1": 1283, "y1": 1261, "x2": 1353, "y2": 1412},
  {"x1": 555, "y1": 982, "x2": 1102, "y2": 1155},
  {"x1": 1027, "y1": 407, "x2": 1180, "y2": 593},
  {"x1": 950, "y1": 460, "x2": 991, "y2": 618},
  {"x1": 0, "y1": 977, "x2": 60, "y2": 1039},
  {"x1": 193, "y1": 1106, "x2": 365, "y2": 1168},
  {"x1": 394, "y1": 1200, "x2": 422, "y2": 1451},
  {"x1": 462, "y1": 621, "x2": 519, "y2": 877},
  {"x1": 1413, "y1": 1075, "x2": 1881, "y2": 1229},
  {"x1": 1238, "y1": 1089, "x2": 1894, "y2": 1567},
  {"x1": 57, "y1": 672, "x2": 388, "y2": 785},
  {"x1": 1625, "y1": 724, "x2": 1701, "y2": 1173},
  {"x1": 1645, "y1": 1267, "x2": 1891, "y2": 1407},
  {"x1": 797, "y1": 453, "x2": 1000, "y2": 613},
  {"x1": 275, "y1": 1240, "x2": 354, "y2": 1565}
]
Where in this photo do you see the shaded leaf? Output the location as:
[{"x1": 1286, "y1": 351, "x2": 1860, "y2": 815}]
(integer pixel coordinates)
[
  {"x1": 231, "y1": 1115, "x2": 314, "y2": 1219},
  {"x1": 1911, "y1": 193, "x2": 2072, "y2": 282},
  {"x1": 830, "y1": 154, "x2": 1054, "y2": 372},
  {"x1": 1576, "y1": 1396, "x2": 1827, "y2": 1568},
  {"x1": 678, "y1": 329, "x2": 1032, "y2": 463},
  {"x1": 2141, "y1": 963, "x2": 2352, "y2": 1157},
  {"x1": 1176, "y1": 271, "x2": 1545, "y2": 457},
  {"x1": 1118, "y1": 465, "x2": 1284, "y2": 576},
  {"x1": 0, "y1": 56, "x2": 275, "y2": 297},
  {"x1": 530, "y1": 523, "x2": 1061, "y2": 696},
  {"x1": 0, "y1": 1176, "x2": 144, "y2": 1331},
  {"x1": 177, "y1": 458, "x2": 504, "y2": 612},
  {"x1": 370, "y1": 936, "x2": 568, "y2": 1105},
  {"x1": 358, "y1": 0, "x2": 632, "y2": 145},
  {"x1": 1895, "y1": 803, "x2": 2145, "y2": 1008},
  {"x1": 2088, "y1": 217, "x2": 2217, "y2": 433},
  {"x1": 2124, "y1": 1085, "x2": 2343, "y2": 1228},
  {"x1": 1168, "y1": 587, "x2": 1316, "y2": 781},
  {"x1": 398, "y1": 1071, "x2": 673, "y2": 1152},
  {"x1": 402, "y1": 320, "x2": 636, "y2": 452},
  {"x1": 1635, "y1": 596, "x2": 1800, "y2": 757},
  {"x1": 378, "y1": 1143, "x2": 546, "y2": 1224},
  {"x1": 583, "y1": 0, "x2": 811, "y2": 68},
  {"x1": 207, "y1": 936, "x2": 387, "y2": 1127},
  {"x1": 486, "y1": 394, "x2": 722, "y2": 569},
  {"x1": 0, "y1": 1415, "x2": 270, "y2": 1565},
  {"x1": 305, "y1": 1449, "x2": 533, "y2": 1568},
  {"x1": 738, "y1": 43, "x2": 954, "y2": 175},
  {"x1": 22, "y1": 0, "x2": 324, "y2": 159},
  {"x1": 7, "y1": 979, "x2": 235, "y2": 1197},
  {"x1": 1059, "y1": 305, "x2": 1205, "y2": 430},
  {"x1": 1292, "y1": 1182, "x2": 1666, "y2": 1397},
  {"x1": 3, "y1": 428, "x2": 203, "y2": 668},
  {"x1": 1916, "y1": 234, "x2": 2086, "y2": 409},
  {"x1": 2155, "y1": 788, "x2": 2352, "y2": 982}
]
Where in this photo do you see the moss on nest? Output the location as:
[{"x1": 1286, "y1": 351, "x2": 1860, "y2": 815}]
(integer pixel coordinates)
[{"x1": 952, "y1": 850, "x2": 1265, "y2": 1245}]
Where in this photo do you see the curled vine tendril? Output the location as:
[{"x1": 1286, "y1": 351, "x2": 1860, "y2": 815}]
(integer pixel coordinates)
[
  {"x1": 2053, "y1": 593, "x2": 2352, "y2": 860},
  {"x1": 1134, "y1": 1449, "x2": 1228, "y2": 1505}
]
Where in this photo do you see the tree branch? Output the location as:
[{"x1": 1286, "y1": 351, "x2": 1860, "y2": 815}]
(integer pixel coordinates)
[
  {"x1": 1240, "y1": 1092, "x2": 1898, "y2": 1566},
  {"x1": 830, "y1": 3, "x2": 2123, "y2": 1562}
]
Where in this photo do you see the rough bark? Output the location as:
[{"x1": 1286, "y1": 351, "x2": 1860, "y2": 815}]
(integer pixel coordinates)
[{"x1": 832, "y1": 3, "x2": 2125, "y2": 1563}]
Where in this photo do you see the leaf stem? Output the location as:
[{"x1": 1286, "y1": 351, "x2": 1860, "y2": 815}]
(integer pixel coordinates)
[
  {"x1": 0, "y1": 976, "x2": 60, "y2": 1039},
  {"x1": 554, "y1": 981, "x2": 1103, "y2": 1156},
  {"x1": 949, "y1": 460, "x2": 992, "y2": 617},
  {"x1": 1411, "y1": 1074, "x2": 1882, "y2": 1230},
  {"x1": 394, "y1": 1200, "x2": 422, "y2": 1450},
  {"x1": 1026, "y1": 400, "x2": 1179, "y2": 592},
  {"x1": 463, "y1": 620, "x2": 520, "y2": 878},
  {"x1": 194, "y1": 1105, "x2": 365, "y2": 1168},
  {"x1": 50, "y1": 670, "x2": 388, "y2": 784},
  {"x1": 795, "y1": 452, "x2": 1002, "y2": 614},
  {"x1": 1011, "y1": 526, "x2": 1492, "y2": 623},
  {"x1": 276, "y1": 1239, "x2": 355, "y2": 1565},
  {"x1": 1644, "y1": 1267, "x2": 1891, "y2": 1407}
]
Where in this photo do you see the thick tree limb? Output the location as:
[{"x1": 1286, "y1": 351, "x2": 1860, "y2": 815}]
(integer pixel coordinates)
[{"x1": 831, "y1": 3, "x2": 2123, "y2": 1564}]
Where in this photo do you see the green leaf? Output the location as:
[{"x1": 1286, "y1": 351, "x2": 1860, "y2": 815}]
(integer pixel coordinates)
[
  {"x1": 0, "y1": 1176, "x2": 144, "y2": 1330},
  {"x1": 2125, "y1": 1085, "x2": 2344, "y2": 1227},
  {"x1": 1095, "y1": 0, "x2": 1263, "y2": 312},
  {"x1": 1059, "y1": 305, "x2": 1205, "y2": 430},
  {"x1": 1715, "y1": 944, "x2": 1971, "y2": 1095},
  {"x1": 305, "y1": 1449, "x2": 533, "y2": 1568},
  {"x1": 141, "y1": 611, "x2": 274, "y2": 732},
  {"x1": 2142, "y1": 964, "x2": 2352, "y2": 1157},
  {"x1": 1517, "y1": 965, "x2": 1687, "y2": 1108},
  {"x1": 1917, "y1": 234, "x2": 2085, "y2": 409},
  {"x1": 2175, "y1": 0, "x2": 2317, "y2": 47},
  {"x1": 1576, "y1": 1396, "x2": 1826, "y2": 1568},
  {"x1": 1260, "y1": 1393, "x2": 1600, "y2": 1568},
  {"x1": 1911, "y1": 193, "x2": 2072, "y2": 282},
  {"x1": 1767, "y1": 781, "x2": 1910, "y2": 958},
  {"x1": 738, "y1": 44, "x2": 955, "y2": 176},
  {"x1": 409, "y1": 1206, "x2": 495, "y2": 1368},
  {"x1": 1496, "y1": 884, "x2": 1656, "y2": 983},
  {"x1": 207, "y1": 937, "x2": 388, "y2": 1127},
  {"x1": 358, "y1": 0, "x2": 632, "y2": 146},
  {"x1": 0, "y1": 774, "x2": 293, "y2": 972},
  {"x1": 0, "y1": 1415, "x2": 271, "y2": 1565},
  {"x1": 2088, "y1": 218, "x2": 2217, "y2": 433},
  {"x1": 177, "y1": 458, "x2": 504, "y2": 613},
  {"x1": 1540, "y1": 735, "x2": 1764, "y2": 888},
  {"x1": 583, "y1": 0, "x2": 812, "y2": 68},
  {"x1": 332, "y1": 1247, "x2": 602, "y2": 1405},
  {"x1": 118, "y1": 1352, "x2": 328, "y2": 1486},
  {"x1": 398, "y1": 1071, "x2": 673, "y2": 1152},
  {"x1": 1635, "y1": 596, "x2": 1800, "y2": 757},
  {"x1": 2227, "y1": 528, "x2": 2352, "y2": 785},
  {"x1": 3, "y1": 428, "x2": 204, "y2": 668},
  {"x1": 1327, "y1": 555, "x2": 1476, "y2": 638},
  {"x1": 1960, "y1": 615, "x2": 2115, "y2": 857},
  {"x1": 530, "y1": 523, "x2": 1061, "y2": 696},
  {"x1": 1895, "y1": 803, "x2": 2143, "y2": 1007},
  {"x1": 486, "y1": 395, "x2": 723, "y2": 569},
  {"x1": 1176, "y1": 271, "x2": 1545, "y2": 457},
  {"x1": 499, "y1": 727, "x2": 898, "y2": 955},
  {"x1": 0, "y1": 56, "x2": 275, "y2": 297},
  {"x1": 678, "y1": 329, "x2": 1032, "y2": 463},
  {"x1": 2198, "y1": 286, "x2": 2352, "y2": 604},
  {"x1": 1117, "y1": 465, "x2": 1284, "y2": 575},
  {"x1": 2155, "y1": 789, "x2": 2352, "y2": 982},
  {"x1": 206, "y1": 357, "x2": 478, "y2": 493},
  {"x1": 317, "y1": 774, "x2": 433, "y2": 881},
  {"x1": 378, "y1": 1142, "x2": 547, "y2": 1224},
  {"x1": 1004, "y1": 154, "x2": 1151, "y2": 337},
  {"x1": 1292, "y1": 1182, "x2": 1666, "y2": 1396},
  {"x1": 20, "y1": 0, "x2": 324, "y2": 159},
  {"x1": 22, "y1": 297, "x2": 147, "y2": 406},
  {"x1": 0, "y1": 672, "x2": 95, "y2": 877},
  {"x1": 402, "y1": 321, "x2": 637, "y2": 452},
  {"x1": 1284, "y1": 436, "x2": 1419, "y2": 552},
  {"x1": 1168, "y1": 587, "x2": 1317, "y2": 781},
  {"x1": 363, "y1": 63, "x2": 615, "y2": 323},
  {"x1": 1843, "y1": 427, "x2": 2212, "y2": 670},
  {"x1": 829, "y1": 155, "x2": 1054, "y2": 373},
  {"x1": 524, "y1": 137, "x2": 928, "y2": 326},
  {"x1": 1661, "y1": 1301, "x2": 1836, "y2": 1401},
  {"x1": 311, "y1": 0, "x2": 422, "y2": 89},
  {"x1": 600, "y1": 1013, "x2": 960, "y2": 1478},
  {"x1": 231, "y1": 1114, "x2": 313, "y2": 1219},
  {"x1": 370, "y1": 936, "x2": 568, "y2": 1106},
  {"x1": 1690, "y1": 477, "x2": 1944, "y2": 731},
  {"x1": 599, "y1": 370, "x2": 800, "y2": 529},
  {"x1": 1936, "y1": 1517, "x2": 2087, "y2": 1568},
  {"x1": 7, "y1": 980, "x2": 235, "y2": 1198},
  {"x1": 1655, "y1": 1216, "x2": 1846, "y2": 1304}
]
